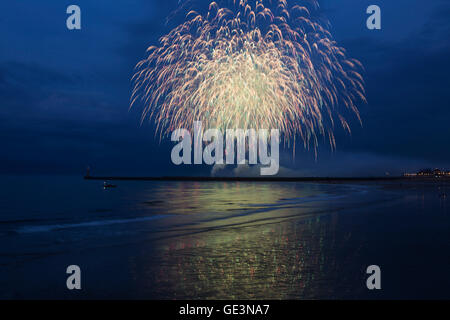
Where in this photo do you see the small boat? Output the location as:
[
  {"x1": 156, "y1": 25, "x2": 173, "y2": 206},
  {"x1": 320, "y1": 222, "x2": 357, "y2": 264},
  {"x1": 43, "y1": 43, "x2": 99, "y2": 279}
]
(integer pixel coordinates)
[{"x1": 103, "y1": 181, "x2": 117, "y2": 189}]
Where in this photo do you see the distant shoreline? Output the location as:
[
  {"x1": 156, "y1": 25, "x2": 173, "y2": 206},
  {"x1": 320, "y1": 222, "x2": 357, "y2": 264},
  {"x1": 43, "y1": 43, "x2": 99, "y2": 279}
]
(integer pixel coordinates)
[{"x1": 84, "y1": 176, "x2": 411, "y2": 182}]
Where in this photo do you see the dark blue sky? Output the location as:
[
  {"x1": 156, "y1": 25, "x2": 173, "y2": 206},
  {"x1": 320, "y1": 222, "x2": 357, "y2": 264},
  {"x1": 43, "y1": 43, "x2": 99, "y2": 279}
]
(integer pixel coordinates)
[{"x1": 1, "y1": 0, "x2": 449, "y2": 176}]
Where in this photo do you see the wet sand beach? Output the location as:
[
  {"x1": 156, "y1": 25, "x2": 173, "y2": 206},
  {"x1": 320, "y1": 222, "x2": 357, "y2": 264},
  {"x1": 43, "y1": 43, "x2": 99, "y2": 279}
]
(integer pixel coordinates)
[{"x1": 0, "y1": 176, "x2": 449, "y2": 299}]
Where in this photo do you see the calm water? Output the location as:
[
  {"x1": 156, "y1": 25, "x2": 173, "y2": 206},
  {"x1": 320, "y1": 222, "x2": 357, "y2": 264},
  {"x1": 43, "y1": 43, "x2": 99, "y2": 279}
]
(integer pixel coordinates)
[{"x1": 0, "y1": 175, "x2": 449, "y2": 299}]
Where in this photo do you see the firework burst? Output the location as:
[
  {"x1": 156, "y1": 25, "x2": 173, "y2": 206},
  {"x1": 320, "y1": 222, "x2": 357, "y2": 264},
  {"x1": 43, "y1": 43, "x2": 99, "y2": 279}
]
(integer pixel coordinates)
[{"x1": 131, "y1": 0, "x2": 366, "y2": 150}]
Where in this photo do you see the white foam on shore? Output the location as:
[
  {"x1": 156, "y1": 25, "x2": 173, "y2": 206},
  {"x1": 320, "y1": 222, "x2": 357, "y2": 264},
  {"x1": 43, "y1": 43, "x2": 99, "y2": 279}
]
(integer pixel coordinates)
[{"x1": 16, "y1": 215, "x2": 170, "y2": 233}]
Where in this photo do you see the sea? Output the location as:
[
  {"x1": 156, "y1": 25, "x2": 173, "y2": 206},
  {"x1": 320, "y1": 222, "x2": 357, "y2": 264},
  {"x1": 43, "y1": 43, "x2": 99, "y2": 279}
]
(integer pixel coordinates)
[{"x1": 0, "y1": 175, "x2": 449, "y2": 299}]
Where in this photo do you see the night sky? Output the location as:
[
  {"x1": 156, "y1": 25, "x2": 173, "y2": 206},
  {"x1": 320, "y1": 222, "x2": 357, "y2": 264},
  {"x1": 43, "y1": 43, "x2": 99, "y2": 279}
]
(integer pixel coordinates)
[{"x1": 1, "y1": 0, "x2": 449, "y2": 177}]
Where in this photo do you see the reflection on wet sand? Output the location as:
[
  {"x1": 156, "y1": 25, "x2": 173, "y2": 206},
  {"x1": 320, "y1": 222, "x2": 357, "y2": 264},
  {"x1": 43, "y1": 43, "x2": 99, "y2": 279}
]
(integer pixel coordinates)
[
  {"x1": 2, "y1": 177, "x2": 450, "y2": 299},
  {"x1": 140, "y1": 181, "x2": 317, "y2": 214},
  {"x1": 128, "y1": 182, "x2": 367, "y2": 299}
]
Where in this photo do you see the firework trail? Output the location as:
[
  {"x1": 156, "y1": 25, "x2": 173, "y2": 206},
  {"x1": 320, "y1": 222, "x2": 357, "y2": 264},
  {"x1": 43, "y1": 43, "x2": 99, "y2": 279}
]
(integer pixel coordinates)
[{"x1": 131, "y1": 0, "x2": 366, "y2": 150}]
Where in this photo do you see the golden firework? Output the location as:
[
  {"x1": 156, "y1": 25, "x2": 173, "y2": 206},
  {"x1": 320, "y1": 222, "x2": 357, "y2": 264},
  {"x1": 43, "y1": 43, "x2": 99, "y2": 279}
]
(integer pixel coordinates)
[{"x1": 132, "y1": 0, "x2": 366, "y2": 150}]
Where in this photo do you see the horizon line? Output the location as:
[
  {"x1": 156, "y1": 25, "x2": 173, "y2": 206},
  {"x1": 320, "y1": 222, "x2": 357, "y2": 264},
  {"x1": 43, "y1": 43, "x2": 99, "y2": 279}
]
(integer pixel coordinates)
[{"x1": 84, "y1": 175, "x2": 412, "y2": 182}]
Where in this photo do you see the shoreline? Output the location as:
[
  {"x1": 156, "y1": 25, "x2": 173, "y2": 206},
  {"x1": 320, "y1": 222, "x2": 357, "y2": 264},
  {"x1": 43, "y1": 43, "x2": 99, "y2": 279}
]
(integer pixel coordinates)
[
  {"x1": 83, "y1": 176, "x2": 446, "y2": 182},
  {"x1": 85, "y1": 176, "x2": 401, "y2": 182}
]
